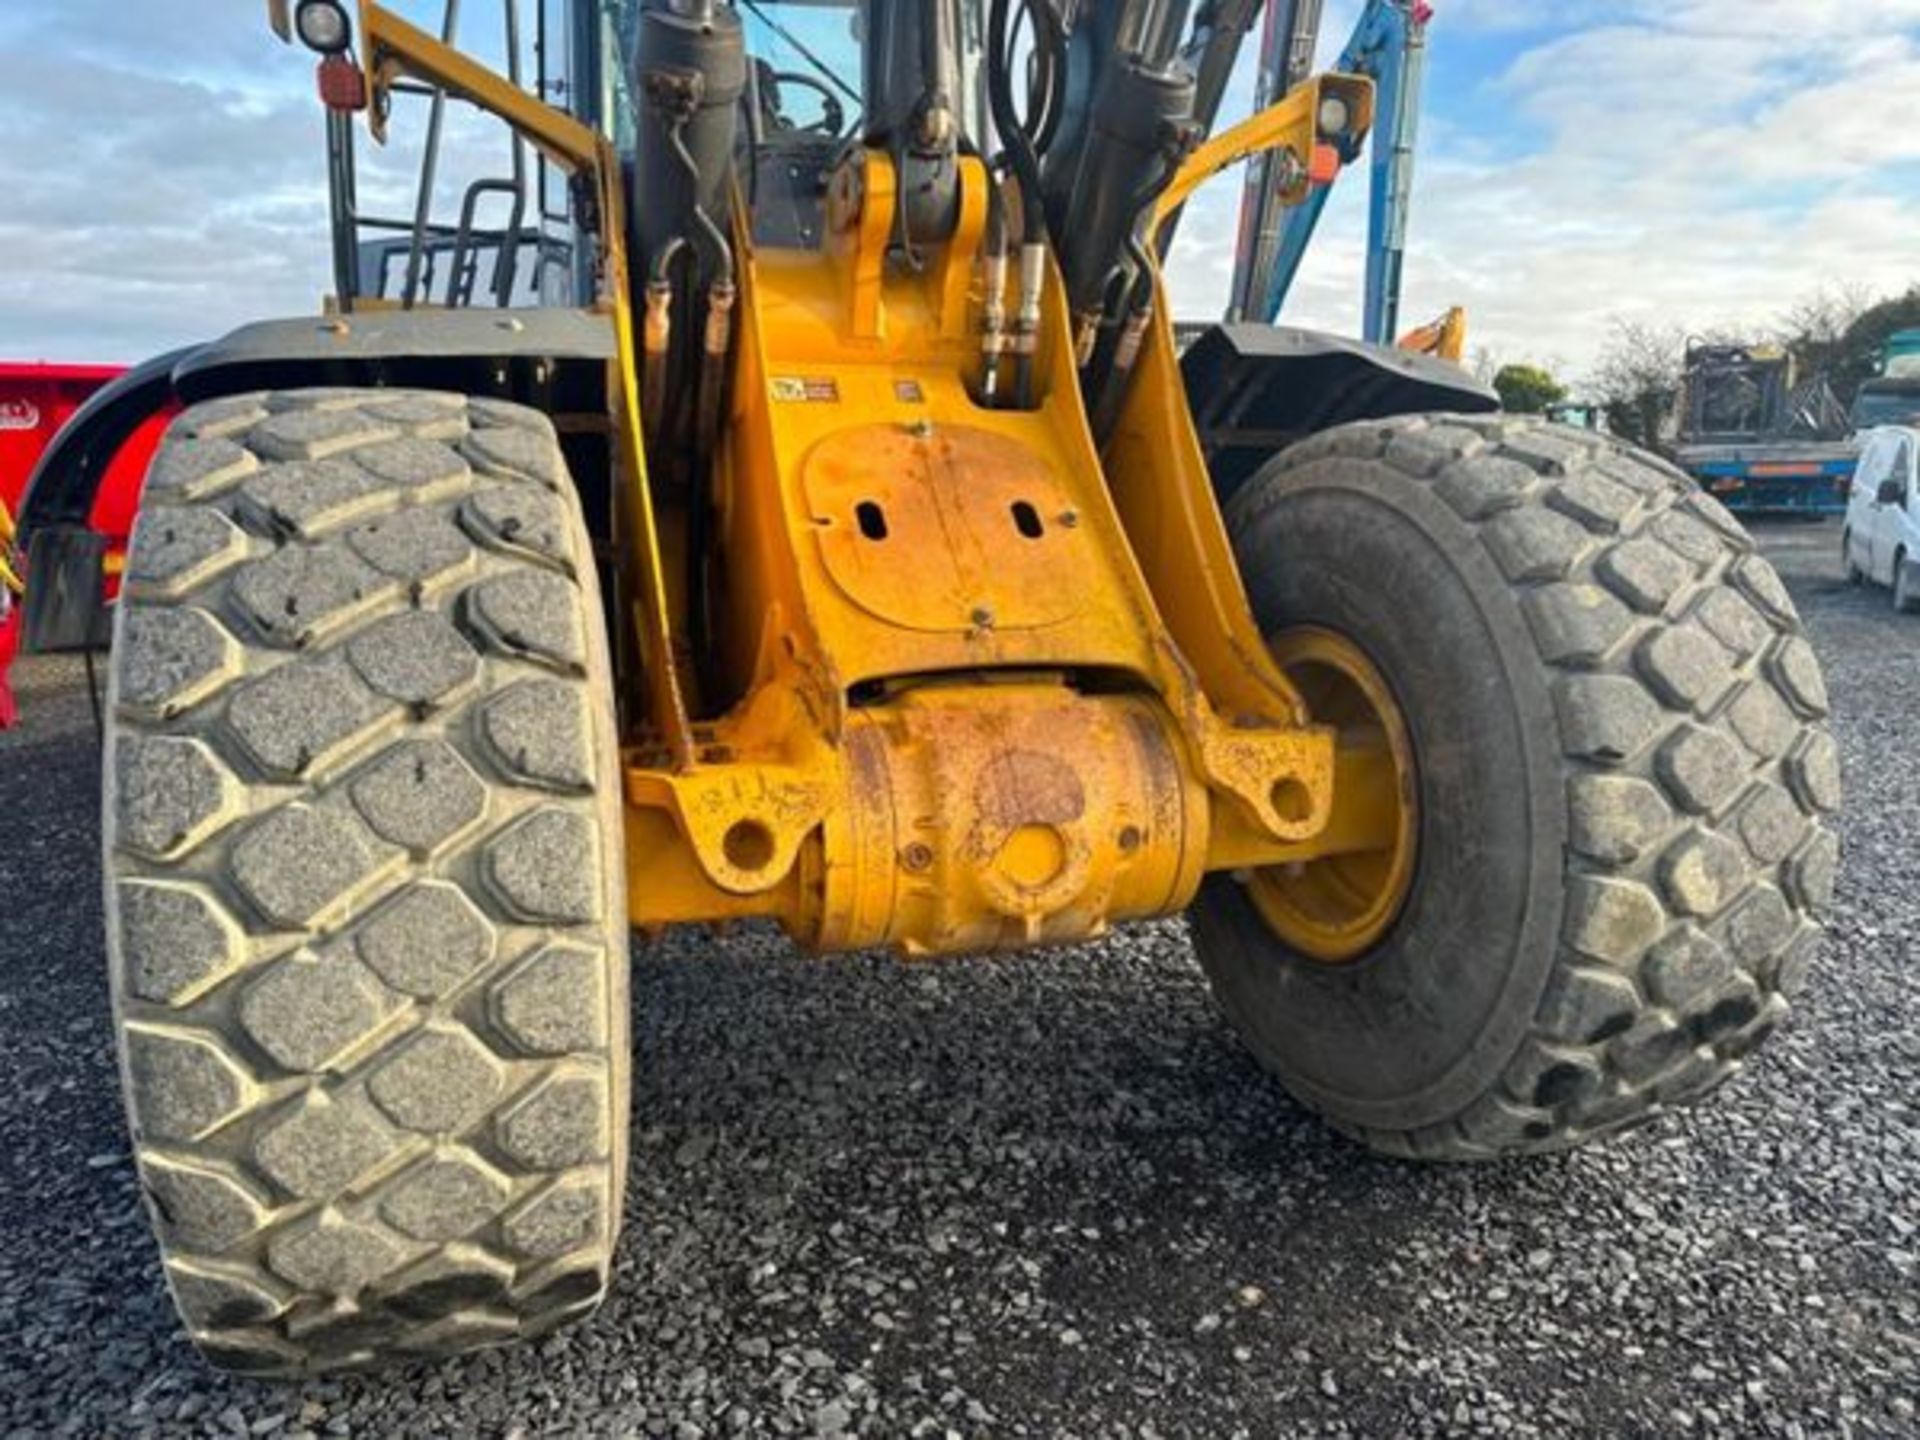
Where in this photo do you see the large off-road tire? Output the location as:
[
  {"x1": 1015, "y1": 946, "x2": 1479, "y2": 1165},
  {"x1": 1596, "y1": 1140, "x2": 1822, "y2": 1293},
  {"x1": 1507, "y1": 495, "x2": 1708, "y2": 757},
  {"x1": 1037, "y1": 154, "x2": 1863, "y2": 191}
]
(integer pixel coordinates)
[
  {"x1": 103, "y1": 389, "x2": 629, "y2": 1373},
  {"x1": 1192, "y1": 415, "x2": 1839, "y2": 1160}
]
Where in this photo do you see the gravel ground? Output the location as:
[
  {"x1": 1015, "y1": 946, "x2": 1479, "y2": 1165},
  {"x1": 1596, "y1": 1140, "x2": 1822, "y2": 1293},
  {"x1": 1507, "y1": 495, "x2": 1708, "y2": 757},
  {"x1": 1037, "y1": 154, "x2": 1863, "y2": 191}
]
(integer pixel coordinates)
[{"x1": 1, "y1": 520, "x2": 1913, "y2": 1438}]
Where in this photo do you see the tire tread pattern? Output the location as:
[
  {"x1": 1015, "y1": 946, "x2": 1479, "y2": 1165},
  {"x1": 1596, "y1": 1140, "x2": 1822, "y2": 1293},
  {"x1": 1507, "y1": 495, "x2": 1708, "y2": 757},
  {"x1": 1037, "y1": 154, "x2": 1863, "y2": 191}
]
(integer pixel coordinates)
[
  {"x1": 104, "y1": 390, "x2": 628, "y2": 1374},
  {"x1": 1221, "y1": 415, "x2": 1837, "y2": 1161}
]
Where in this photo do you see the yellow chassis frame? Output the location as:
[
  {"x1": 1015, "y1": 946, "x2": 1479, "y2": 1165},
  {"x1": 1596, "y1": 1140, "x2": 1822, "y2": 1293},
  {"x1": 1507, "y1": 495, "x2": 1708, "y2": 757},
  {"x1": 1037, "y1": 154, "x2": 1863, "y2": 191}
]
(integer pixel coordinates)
[{"x1": 320, "y1": 5, "x2": 1394, "y2": 955}]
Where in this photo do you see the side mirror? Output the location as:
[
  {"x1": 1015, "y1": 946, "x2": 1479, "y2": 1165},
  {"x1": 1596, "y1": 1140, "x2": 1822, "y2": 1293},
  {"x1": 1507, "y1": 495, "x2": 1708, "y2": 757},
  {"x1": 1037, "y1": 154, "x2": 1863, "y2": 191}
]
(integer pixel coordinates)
[{"x1": 1878, "y1": 479, "x2": 1905, "y2": 506}]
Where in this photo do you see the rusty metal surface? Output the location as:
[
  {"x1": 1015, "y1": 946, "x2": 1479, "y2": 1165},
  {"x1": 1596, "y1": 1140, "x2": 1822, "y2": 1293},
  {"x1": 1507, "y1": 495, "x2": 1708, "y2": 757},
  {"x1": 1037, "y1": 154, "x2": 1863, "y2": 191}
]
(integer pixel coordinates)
[{"x1": 804, "y1": 424, "x2": 1092, "y2": 635}]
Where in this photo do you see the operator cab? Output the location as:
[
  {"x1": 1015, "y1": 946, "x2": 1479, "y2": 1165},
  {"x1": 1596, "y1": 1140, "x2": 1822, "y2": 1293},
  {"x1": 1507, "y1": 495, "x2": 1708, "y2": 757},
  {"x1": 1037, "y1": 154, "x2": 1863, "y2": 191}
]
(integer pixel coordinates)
[
  {"x1": 730, "y1": 2, "x2": 990, "y2": 251},
  {"x1": 734, "y1": 2, "x2": 871, "y2": 250}
]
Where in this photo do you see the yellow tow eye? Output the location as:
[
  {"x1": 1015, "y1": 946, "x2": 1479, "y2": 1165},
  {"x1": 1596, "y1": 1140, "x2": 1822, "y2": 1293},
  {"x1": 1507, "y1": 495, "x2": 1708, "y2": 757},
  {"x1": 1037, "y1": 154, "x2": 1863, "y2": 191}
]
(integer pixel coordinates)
[{"x1": 1247, "y1": 628, "x2": 1419, "y2": 965}]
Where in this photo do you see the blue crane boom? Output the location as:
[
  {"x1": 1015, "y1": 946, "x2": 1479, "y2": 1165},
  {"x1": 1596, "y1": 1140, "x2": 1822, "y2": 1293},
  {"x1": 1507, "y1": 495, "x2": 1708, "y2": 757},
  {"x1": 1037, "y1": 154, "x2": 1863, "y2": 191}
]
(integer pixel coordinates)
[{"x1": 1228, "y1": 0, "x2": 1433, "y2": 341}]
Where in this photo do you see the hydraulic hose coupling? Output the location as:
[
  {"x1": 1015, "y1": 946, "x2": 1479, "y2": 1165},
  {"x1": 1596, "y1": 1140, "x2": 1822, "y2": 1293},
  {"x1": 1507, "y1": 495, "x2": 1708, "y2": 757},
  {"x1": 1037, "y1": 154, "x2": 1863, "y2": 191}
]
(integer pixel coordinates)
[
  {"x1": 1073, "y1": 311, "x2": 1103, "y2": 368},
  {"x1": 1014, "y1": 241, "x2": 1047, "y2": 356},
  {"x1": 704, "y1": 280, "x2": 737, "y2": 359},
  {"x1": 1113, "y1": 306, "x2": 1152, "y2": 374},
  {"x1": 642, "y1": 278, "x2": 675, "y2": 437},
  {"x1": 644, "y1": 280, "x2": 674, "y2": 359},
  {"x1": 981, "y1": 251, "x2": 1011, "y2": 401}
]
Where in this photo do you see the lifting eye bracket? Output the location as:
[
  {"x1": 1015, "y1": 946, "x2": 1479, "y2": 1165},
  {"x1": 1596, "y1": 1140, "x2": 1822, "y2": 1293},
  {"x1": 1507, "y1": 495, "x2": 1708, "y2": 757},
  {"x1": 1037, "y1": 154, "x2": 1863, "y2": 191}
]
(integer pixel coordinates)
[{"x1": 1153, "y1": 73, "x2": 1376, "y2": 231}]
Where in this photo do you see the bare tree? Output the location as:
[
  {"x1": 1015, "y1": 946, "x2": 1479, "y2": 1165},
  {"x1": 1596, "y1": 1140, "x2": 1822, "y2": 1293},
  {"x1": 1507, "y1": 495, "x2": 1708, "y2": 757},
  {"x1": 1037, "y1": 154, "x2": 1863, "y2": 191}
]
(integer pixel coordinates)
[
  {"x1": 1775, "y1": 283, "x2": 1873, "y2": 389},
  {"x1": 1589, "y1": 319, "x2": 1687, "y2": 451}
]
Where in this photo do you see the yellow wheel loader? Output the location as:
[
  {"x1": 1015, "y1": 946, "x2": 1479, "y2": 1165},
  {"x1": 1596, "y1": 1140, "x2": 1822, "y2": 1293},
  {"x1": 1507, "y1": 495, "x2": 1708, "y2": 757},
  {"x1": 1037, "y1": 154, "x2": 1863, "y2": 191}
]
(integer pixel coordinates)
[{"x1": 13, "y1": 0, "x2": 1837, "y2": 1374}]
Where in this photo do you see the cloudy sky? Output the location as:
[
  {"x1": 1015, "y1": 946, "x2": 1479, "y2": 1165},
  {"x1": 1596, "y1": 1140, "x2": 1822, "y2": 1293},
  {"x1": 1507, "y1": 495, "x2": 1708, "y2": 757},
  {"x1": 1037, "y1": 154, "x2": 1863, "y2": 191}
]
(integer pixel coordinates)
[{"x1": 3, "y1": 0, "x2": 1919, "y2": 385}]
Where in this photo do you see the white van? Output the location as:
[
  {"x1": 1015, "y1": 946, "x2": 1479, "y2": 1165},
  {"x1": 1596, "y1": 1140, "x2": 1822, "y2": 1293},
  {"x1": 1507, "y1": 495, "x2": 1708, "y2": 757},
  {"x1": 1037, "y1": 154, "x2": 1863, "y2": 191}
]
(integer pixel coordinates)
[{"x1": 1844, "y1": 425, "x2": 1920, "y2": 611}]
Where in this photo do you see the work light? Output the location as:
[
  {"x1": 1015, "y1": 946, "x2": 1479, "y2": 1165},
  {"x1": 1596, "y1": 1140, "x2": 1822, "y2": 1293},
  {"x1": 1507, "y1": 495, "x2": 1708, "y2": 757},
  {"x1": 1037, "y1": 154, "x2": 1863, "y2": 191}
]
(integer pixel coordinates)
[
  {"x1": 1317, "y1": 93, "x2": 1353, "y2": 138},
  {"x1": 295, "y1": 0, "x2": 353, "y2": 55}
]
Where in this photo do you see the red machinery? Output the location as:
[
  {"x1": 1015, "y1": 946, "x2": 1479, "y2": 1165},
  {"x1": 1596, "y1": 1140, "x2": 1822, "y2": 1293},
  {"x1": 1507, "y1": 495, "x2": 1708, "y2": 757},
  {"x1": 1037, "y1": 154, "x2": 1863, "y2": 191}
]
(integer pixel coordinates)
[{"x1": 0, "y1": 363, "x2": 169, "y2": 728}]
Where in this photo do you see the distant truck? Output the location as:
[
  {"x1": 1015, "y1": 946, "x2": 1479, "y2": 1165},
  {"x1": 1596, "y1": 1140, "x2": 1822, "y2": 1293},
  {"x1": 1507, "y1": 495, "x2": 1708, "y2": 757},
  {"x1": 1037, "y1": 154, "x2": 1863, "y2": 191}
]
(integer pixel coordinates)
[
  {"x1": 1850, "y1": 328, "x2": 1920, "y2": 432},
  {"x1": 1669, "y1": 341, "x2": 1856, "y2": 515}
]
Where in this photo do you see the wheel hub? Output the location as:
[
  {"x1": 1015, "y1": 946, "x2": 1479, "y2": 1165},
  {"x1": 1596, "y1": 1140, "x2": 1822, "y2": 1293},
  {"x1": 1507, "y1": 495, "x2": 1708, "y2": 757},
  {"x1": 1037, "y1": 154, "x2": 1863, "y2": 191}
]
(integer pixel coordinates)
[{"x1": 1246, "y1": 627, "x2": 1419, "y2": 964}]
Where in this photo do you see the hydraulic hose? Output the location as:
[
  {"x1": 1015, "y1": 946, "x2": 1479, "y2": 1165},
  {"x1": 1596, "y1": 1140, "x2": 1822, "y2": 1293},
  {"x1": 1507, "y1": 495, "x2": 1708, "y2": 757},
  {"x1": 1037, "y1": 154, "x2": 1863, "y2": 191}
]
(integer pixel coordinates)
[
  {"x1": 970, "y1": 143, "x2": 1013, "y2": 406},
  {"x1": 659, "y1": 112, "x2": 737, "y2": 697},
  {"x1": 1022, "y1": 0, "x2": 1069, "y2": 160},
  {"x1": 987, "y1": 0, "x2": 1048, "y2": 408}
]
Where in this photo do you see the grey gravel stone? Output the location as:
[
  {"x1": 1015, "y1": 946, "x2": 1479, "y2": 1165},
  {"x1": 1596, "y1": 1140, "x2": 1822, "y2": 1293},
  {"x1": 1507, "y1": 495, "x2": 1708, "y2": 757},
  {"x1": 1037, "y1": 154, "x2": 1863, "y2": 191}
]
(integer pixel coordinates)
[{"x1": 3, "y1": 519, "x2": 1912, "y2": 1437}]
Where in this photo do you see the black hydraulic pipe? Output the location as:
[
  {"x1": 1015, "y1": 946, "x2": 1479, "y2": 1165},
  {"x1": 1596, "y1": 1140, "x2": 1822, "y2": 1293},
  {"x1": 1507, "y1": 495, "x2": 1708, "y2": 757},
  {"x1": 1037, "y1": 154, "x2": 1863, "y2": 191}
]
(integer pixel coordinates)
[{"x1": 987, "y1": 0, "x2": 1049, "y2": 409}]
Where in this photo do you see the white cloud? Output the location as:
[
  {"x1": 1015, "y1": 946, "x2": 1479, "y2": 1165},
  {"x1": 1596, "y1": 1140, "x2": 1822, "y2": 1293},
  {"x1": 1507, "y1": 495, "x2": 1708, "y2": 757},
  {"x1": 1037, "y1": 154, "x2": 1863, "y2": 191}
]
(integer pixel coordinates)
[
  {"x1": 2, "y1": 0, "x2": 1918, "y2": 392},
  {"x1": 1165, "y1": 0, "x2": 1920, "y2": 387},
  {"x1": 0, "y1": 0, "x2": 531, "y2": 362}
]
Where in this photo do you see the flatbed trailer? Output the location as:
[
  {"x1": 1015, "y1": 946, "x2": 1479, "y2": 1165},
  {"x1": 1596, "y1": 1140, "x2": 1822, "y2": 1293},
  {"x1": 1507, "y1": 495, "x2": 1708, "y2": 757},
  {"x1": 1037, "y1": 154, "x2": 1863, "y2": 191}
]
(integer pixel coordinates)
[
  {"x1": 1670, "y1": 341, "x2": 1856, "y2": 517},
  {"x1": 1675, "y1": 441, "x2": 1858, "y2": 517}
]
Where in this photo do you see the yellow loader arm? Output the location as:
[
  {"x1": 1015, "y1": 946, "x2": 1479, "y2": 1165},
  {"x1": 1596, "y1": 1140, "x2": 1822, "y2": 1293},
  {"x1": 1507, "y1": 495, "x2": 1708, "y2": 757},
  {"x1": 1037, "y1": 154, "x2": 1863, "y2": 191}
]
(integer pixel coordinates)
[{"x1": 1398, "y1": 306, "x2": 1468, "y2": 362}]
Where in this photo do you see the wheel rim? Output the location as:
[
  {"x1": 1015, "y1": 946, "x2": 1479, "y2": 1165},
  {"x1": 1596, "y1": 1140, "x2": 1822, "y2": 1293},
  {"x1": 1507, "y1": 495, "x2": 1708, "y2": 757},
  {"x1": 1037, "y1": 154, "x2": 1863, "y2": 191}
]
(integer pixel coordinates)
[{"x1": 1246, "y1": 627, "x2": 1420, "y2": 965}]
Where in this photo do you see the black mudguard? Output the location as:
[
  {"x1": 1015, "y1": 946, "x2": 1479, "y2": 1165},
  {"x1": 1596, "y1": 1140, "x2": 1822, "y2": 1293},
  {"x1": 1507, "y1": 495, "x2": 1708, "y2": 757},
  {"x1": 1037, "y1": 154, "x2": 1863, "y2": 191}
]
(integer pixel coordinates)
[
  {"x1": 16, "y1": 308, "x2": 617, "y2": 653},
  {"x1": 1181, "y1": 323, "x2": 1501, "y2": 503}
]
